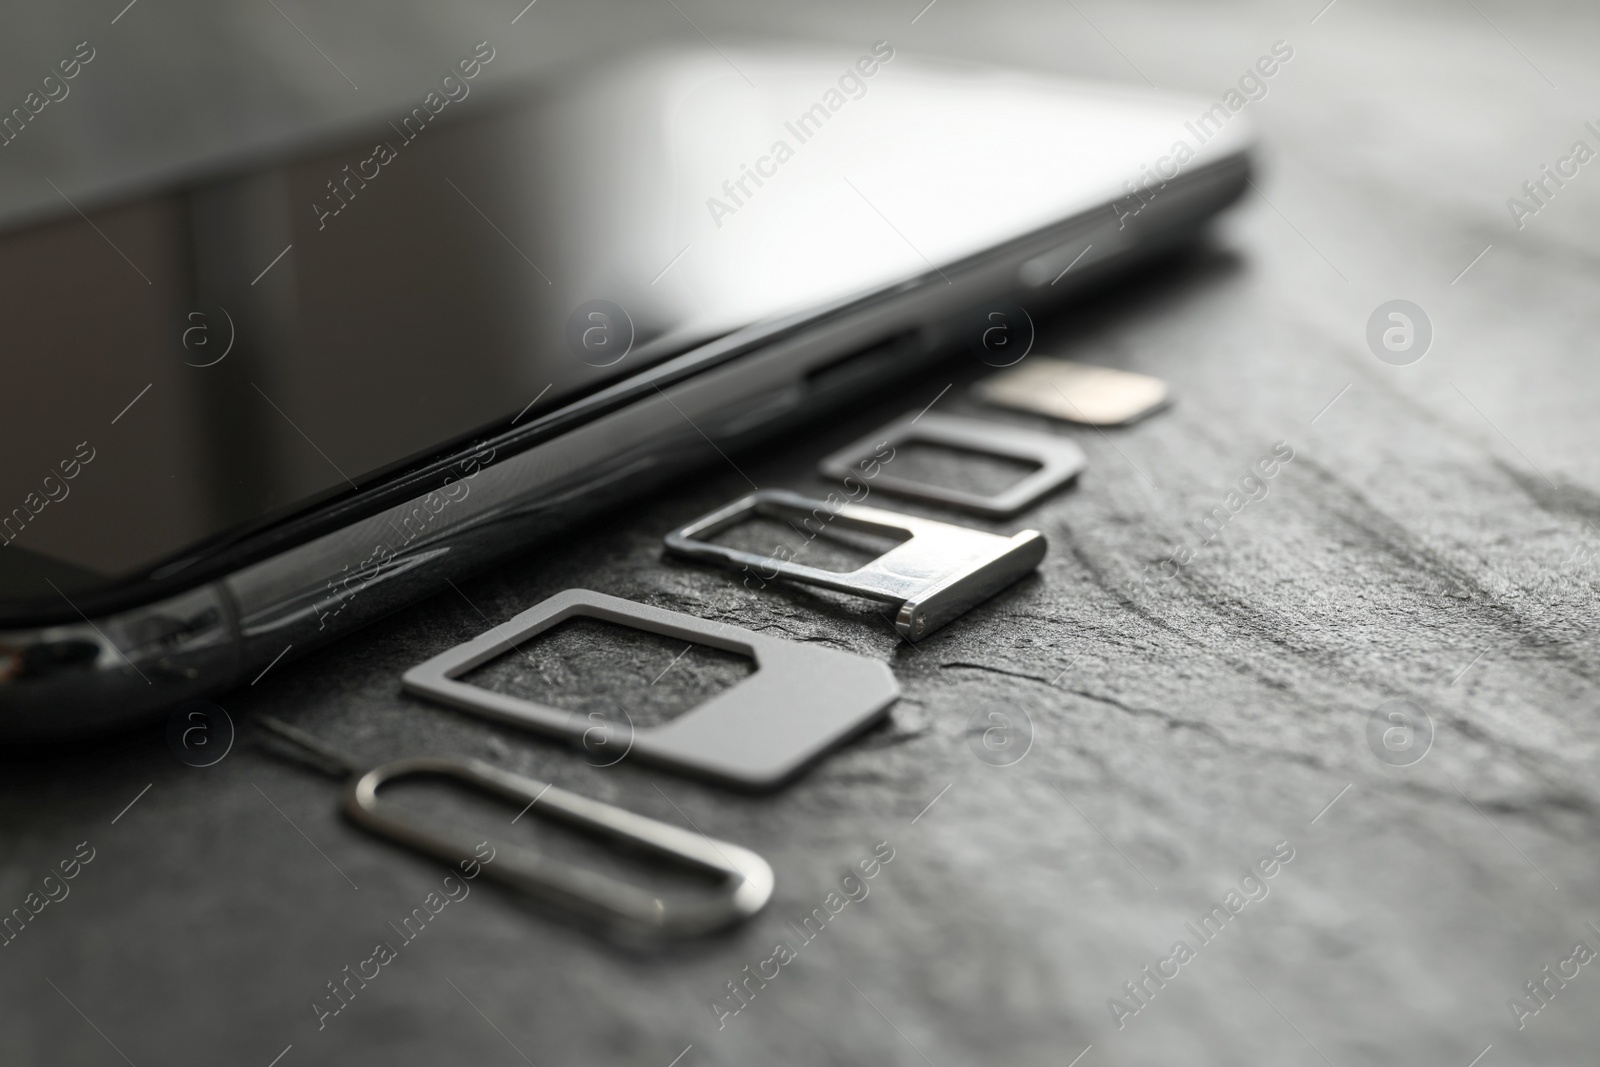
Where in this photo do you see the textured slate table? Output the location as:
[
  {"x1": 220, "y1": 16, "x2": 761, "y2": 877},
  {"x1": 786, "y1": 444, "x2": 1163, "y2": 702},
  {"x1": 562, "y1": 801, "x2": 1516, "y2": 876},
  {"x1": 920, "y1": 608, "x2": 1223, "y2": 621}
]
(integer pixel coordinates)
[{"x1": 4, "y1": 2, "x2": 1600, "y2": 1065}]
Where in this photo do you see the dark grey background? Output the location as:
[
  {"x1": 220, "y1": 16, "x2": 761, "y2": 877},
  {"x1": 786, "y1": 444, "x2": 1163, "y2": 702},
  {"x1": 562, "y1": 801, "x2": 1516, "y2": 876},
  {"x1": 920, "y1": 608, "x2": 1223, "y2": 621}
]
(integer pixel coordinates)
[{"x1": 3, "y1": 0, "x2": 1599, "y2": 1064}]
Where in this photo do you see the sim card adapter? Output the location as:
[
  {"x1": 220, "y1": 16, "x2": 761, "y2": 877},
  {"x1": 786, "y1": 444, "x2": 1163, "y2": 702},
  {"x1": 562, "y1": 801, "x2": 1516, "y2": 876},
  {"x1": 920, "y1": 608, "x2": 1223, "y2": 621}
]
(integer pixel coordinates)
[
  {"x1": 402, "y1": 589, "x2": 899, "y2": 790},
  {"x1": 819, "y1": 411, "x2": 1087, "y2": 519}
]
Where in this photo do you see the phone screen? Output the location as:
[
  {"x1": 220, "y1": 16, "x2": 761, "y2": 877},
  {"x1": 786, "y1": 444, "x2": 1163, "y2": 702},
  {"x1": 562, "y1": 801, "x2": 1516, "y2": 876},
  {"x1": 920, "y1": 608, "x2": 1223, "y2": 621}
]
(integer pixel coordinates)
[{"x1": 0, "y1": 46, "x2": 1222, "y2": 601}]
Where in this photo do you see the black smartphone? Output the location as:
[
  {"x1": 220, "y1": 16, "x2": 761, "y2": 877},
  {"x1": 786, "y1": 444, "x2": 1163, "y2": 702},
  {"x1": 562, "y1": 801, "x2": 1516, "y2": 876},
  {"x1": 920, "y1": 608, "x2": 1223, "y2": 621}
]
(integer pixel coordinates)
[{"x1": 0, "y1": 43, "x2": 1251, "y2": 738}]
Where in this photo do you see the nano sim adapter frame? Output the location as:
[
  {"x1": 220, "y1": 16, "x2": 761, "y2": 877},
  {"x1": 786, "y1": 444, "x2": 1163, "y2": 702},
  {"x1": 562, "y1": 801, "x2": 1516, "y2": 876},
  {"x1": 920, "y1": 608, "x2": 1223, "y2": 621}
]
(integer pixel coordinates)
[
  {"x1": 818, "y1": 411, "x2": 1087, "y2": 519},
  {"x1": 402, "y1": 589, "x2": 899, "y2": 790},
  {"x1": 664, "y1": 489, "x2": 1046, "y2": 641}
]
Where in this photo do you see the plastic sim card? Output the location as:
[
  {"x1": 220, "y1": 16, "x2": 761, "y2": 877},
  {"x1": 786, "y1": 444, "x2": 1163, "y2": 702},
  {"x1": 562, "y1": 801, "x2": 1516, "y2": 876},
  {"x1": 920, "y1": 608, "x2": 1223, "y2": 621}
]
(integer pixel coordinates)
[
  {"x1": 402, "y1": 589, "x2": 899, "y2": 790},
  {"x1": 973, "y1": 358, "x2": 1169, "y2": 425}
]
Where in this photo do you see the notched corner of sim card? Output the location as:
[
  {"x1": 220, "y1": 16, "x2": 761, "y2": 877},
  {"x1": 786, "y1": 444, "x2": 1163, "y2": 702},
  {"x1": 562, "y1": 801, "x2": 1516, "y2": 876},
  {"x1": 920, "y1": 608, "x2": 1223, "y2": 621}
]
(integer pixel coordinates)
[{"x1": 971, "y1": 357, "x2": 1171, "y2": 427}]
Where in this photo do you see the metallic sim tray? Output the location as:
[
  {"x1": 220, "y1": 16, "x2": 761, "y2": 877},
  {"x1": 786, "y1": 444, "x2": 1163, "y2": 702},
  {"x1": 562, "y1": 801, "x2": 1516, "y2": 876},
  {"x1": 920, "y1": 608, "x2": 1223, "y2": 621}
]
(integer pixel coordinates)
[
  {"x1": 254, "y1": 715, "x2": 775, "y2": 938},
  {"x1": 401, "y1": 589, "x2": 899, "y2": 790},
  {"x1": 663, "y1": 489, "x2": 1047, "y2": 641},
  {"x1": 818, "y1": 410, "x2": 1087, "y2": 519}
]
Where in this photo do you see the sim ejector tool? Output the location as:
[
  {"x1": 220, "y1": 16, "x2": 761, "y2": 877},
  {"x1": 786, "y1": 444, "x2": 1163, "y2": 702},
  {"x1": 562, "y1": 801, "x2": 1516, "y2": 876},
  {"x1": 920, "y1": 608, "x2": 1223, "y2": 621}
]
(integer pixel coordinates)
[
  {"x1": 254, "y1": 715, "x2": 774, "y2": 937},
  {"x1": 664, "y1": 489, "x2": 1046, "y2": 640}
]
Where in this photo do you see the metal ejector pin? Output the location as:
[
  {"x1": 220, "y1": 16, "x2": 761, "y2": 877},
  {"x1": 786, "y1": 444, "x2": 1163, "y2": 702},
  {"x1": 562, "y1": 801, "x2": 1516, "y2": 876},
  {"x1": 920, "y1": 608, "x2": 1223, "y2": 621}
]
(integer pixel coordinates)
[{"x1": 253, "y1": 715, "x2": 774, "y2": 937}]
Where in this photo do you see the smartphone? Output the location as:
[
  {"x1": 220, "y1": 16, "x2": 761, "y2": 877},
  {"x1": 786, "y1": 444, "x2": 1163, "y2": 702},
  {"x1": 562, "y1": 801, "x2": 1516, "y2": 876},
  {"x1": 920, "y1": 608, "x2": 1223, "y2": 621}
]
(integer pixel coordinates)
[{"x1": 0, "y1": 43, "x2": 1251, "y2": 738}]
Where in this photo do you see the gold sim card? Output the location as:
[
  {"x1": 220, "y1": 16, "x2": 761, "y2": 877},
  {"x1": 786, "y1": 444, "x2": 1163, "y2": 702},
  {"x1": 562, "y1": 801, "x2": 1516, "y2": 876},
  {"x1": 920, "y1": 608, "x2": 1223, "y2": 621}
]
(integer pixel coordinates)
[{"x1": 973, "y1": 358, "x2": 1169, "y2": 426}]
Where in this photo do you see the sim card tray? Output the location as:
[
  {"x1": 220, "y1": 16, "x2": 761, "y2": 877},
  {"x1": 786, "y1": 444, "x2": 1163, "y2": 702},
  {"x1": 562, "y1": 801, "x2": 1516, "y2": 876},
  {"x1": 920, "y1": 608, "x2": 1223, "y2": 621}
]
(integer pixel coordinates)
[
  {"x1": 402, "y1": 589, "x2": 899, "y2": 790},
  {"x1": 663, "y1": 489, "x2": 1046, "y2": 641},
  {"x1": 819, "y1": 410, "x2": 1087, "y2": 518}
]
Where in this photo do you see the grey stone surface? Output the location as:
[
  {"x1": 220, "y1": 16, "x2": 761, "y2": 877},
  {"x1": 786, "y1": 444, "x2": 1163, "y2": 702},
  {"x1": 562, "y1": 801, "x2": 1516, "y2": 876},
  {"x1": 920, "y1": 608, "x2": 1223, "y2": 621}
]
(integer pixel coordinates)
[{"x1": 4, "y1": 1, "x2": 1600, "y2": 1065}]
